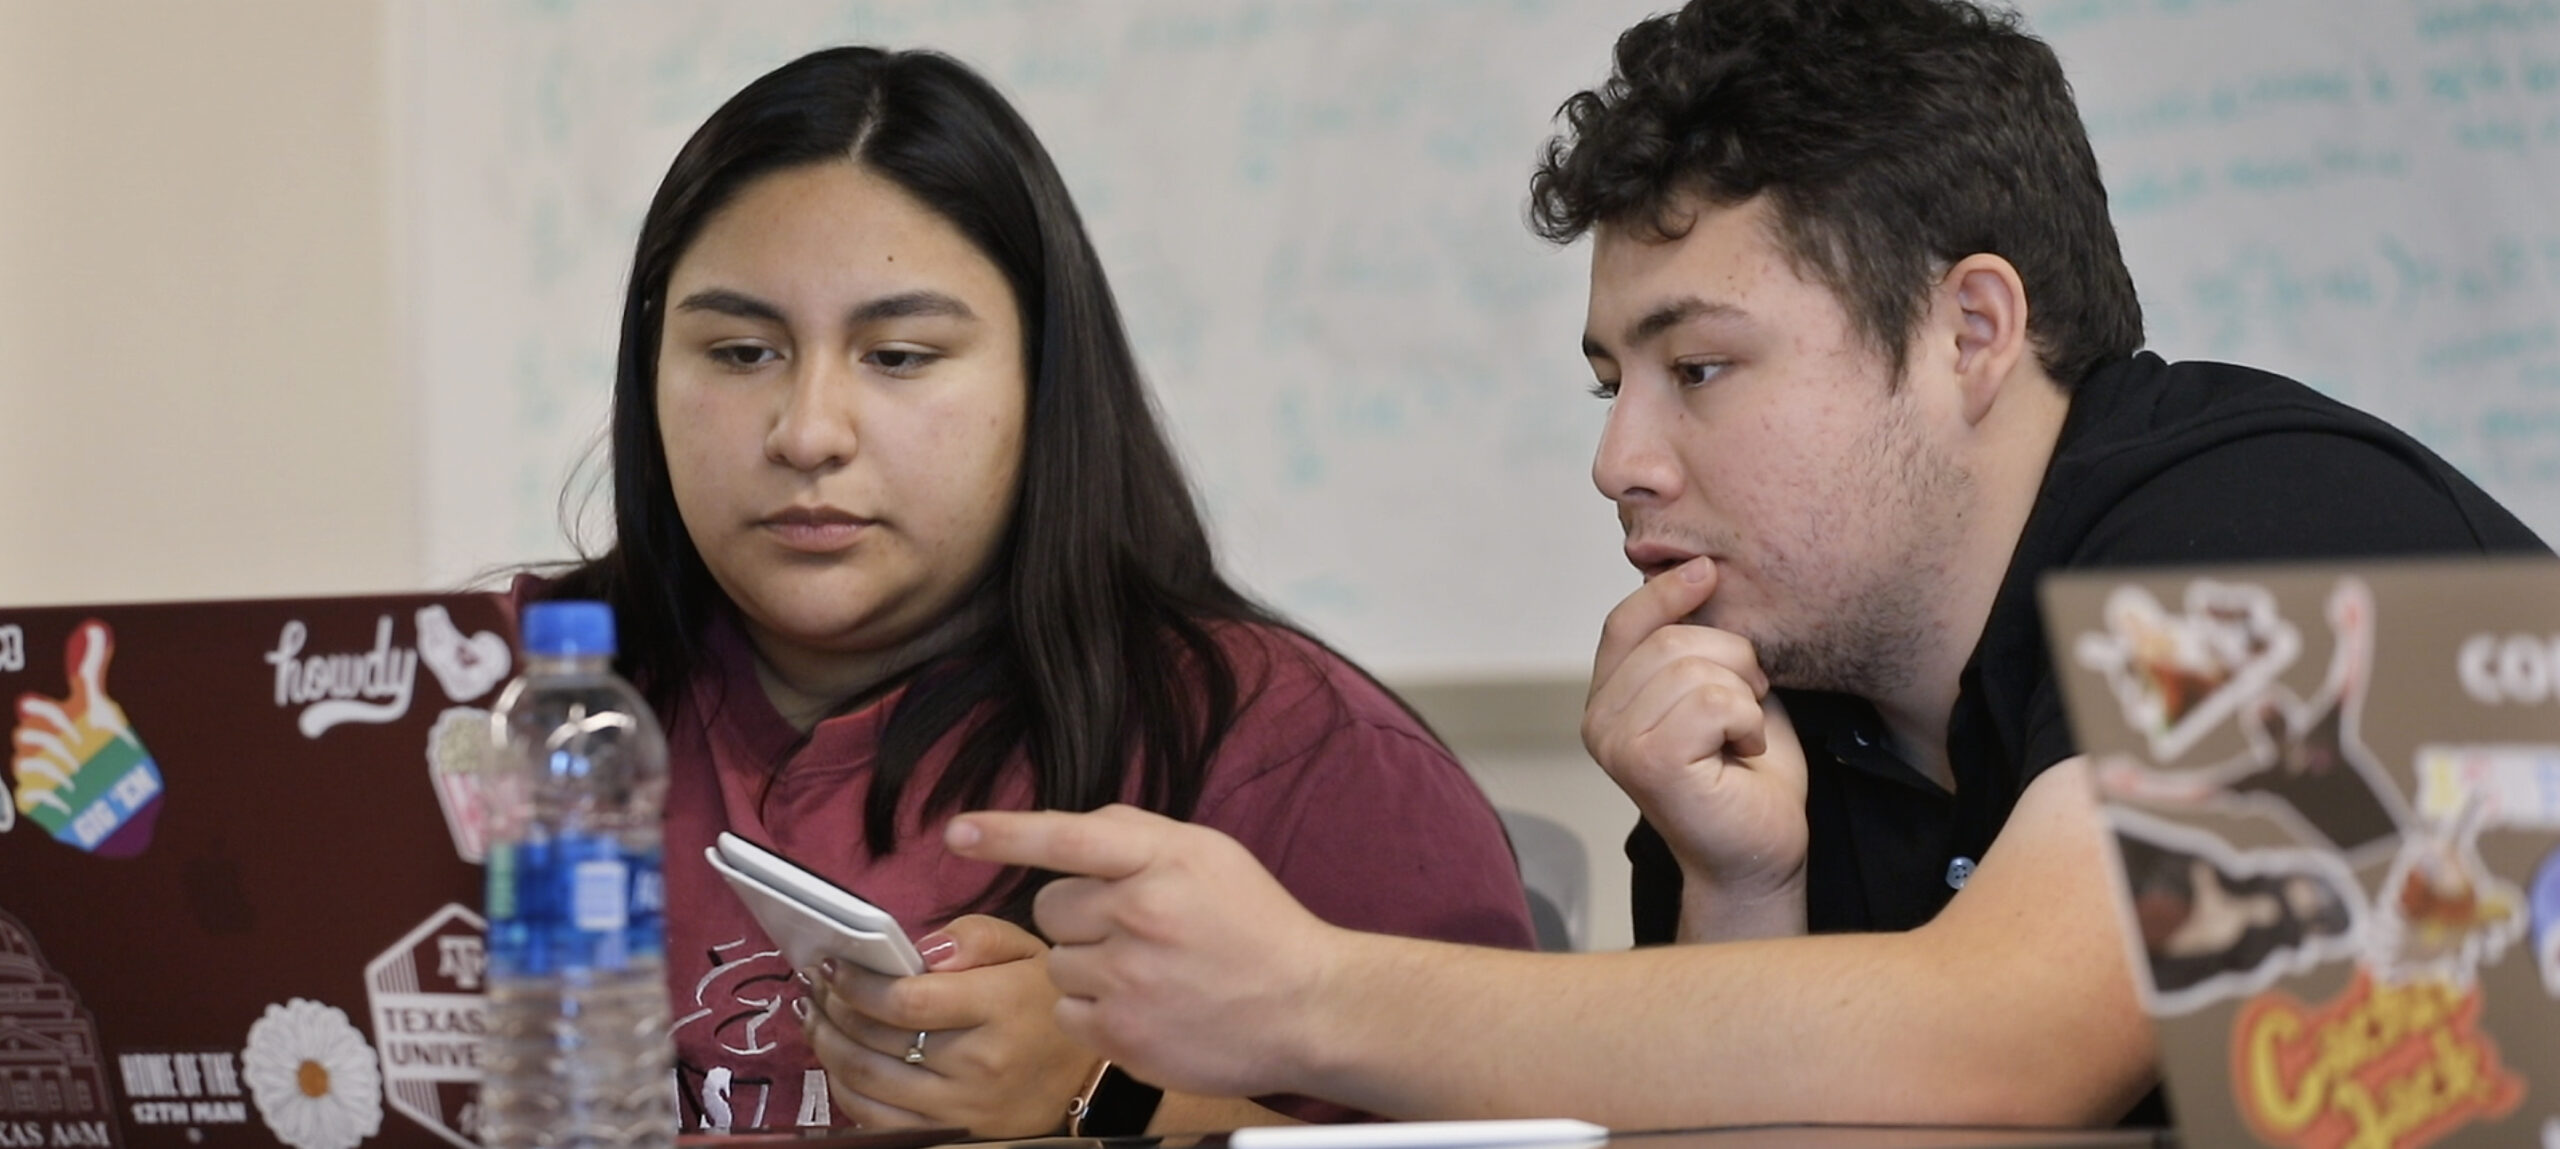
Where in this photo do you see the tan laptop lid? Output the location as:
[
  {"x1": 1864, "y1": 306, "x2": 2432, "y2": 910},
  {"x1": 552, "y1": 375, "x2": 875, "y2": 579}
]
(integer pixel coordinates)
[{"x1": 2044, "y1": 558, "x2": 2560, "y2": 1148}]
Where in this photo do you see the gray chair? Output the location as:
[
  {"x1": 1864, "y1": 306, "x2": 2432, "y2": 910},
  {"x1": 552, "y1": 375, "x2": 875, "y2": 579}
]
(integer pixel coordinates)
[{"x1": 1498, "y1": 808, "x2": 1591, "y2": 952}]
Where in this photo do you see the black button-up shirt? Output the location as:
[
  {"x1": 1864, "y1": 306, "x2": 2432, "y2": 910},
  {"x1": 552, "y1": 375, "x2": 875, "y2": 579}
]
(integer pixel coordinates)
[{"x1": 1621, "y1": 352, "x2": 2547, "y2": 1124}]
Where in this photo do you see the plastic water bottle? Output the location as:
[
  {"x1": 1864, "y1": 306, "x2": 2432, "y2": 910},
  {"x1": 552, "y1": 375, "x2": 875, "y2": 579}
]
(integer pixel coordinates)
[{"x1": 478, "y1": 601, "x2": 677, "y2": 1149}]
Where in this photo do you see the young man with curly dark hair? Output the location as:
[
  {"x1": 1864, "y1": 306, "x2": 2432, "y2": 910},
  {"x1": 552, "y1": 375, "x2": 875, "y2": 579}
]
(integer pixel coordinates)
[{"x1": 937, "y1": 0, "x2": 2546, "y2": 1128}]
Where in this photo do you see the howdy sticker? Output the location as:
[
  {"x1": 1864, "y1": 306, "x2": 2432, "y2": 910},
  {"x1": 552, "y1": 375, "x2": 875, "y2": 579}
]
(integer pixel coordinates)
[
  {"x1": 266, "y1": 619, "x2": 420, "y2": 739},
  {"x1": 267, "y1": 608, "x2": 511, "y2": 740}
]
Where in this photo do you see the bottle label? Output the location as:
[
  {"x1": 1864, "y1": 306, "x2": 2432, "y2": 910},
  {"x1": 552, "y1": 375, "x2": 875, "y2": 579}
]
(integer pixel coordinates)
[
  {"x1": 571, "y1": 858, "x2": 629, "y2": 931},
  {"x1": 485, "y1": 841, "x2": 518, "y2": 921},
  {"x1": 485, "y1": 832, "x2": 664, "y2": 976}
]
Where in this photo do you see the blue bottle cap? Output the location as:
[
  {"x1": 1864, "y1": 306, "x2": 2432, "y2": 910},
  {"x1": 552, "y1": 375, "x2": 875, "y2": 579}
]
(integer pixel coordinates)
[{"x1": 522, "y1": 600, "x2": 617, "y2": 658}]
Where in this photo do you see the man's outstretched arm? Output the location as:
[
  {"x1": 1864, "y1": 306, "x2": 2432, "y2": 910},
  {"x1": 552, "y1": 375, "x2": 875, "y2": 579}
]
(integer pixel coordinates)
[{"x1": 947, "y1": 757, "x2": 2157, "y2": 1128}]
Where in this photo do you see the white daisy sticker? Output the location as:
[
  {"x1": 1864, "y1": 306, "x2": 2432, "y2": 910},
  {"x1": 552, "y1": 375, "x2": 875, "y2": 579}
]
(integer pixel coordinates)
[{"x1": 242, "y1": 998, "x2": 386, "y2": 1149}]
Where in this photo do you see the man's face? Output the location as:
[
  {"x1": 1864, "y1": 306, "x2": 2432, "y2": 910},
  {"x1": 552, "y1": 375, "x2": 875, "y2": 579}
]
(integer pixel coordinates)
[{"x1": 1582, "y1": 195, "x2": 1972, "y2": 697}]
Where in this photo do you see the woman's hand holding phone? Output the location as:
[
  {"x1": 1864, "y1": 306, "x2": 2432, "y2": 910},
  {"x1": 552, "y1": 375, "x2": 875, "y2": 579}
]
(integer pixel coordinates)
[
  {"x1": 802, "y1": 915, "x2": 1103, "y2": 1138},
  {"x1": 705, "y1": 834, "x2": 1098, "y2": 1135},
  {"x1": 708, "y1": 833, "x2": 927, "y2": 976}
]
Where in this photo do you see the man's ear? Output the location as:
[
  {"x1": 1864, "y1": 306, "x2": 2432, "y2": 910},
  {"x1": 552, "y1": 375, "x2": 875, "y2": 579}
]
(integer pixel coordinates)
[{"x1": 1939, "y1": 252, "x2": 2031, "y2": 426}]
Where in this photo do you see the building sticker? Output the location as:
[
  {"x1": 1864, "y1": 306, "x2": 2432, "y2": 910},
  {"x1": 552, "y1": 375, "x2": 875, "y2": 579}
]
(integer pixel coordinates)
[
  {"x1": 0, "y1": 911, "x2": 120, "y2": 1149},
  {"x1": 238, "y1": 999, "x2": 383, "y2": 1149},
  {"x1": 365, "y1": 905, "x2": 487, "y2": 1149},
  {"x1": 7, "y1": 622, "x2": 162, "y2": 858}
]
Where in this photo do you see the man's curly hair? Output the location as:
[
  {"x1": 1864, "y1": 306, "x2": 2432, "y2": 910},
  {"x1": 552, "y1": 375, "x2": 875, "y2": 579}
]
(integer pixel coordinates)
[{"x1": 1529, "y1": 0, "x2": 2142, "y2": 387}]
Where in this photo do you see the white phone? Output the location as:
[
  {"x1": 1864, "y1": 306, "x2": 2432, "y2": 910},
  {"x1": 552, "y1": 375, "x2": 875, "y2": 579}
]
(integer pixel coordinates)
[{"x1": 706, "y1": 831, "x2": 927, "y2": 976}]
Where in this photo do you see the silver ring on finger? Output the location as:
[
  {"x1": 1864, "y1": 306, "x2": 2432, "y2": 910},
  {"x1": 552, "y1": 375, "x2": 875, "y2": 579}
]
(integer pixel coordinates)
[{"x1": 903, "y1": 1030, "x2": 928, "y2": 1065}]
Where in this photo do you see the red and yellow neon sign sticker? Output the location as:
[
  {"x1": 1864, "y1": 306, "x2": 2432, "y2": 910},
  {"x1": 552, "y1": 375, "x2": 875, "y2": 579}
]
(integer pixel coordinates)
[{"x1": 2234, "y1": 971, "x2": 2523, "y2": 1149}]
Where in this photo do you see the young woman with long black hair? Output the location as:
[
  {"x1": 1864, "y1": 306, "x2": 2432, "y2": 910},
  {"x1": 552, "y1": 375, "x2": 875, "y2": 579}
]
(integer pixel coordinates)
[{"x1": 532, "y1": 45, "x2": 1534, "y2": 1138}]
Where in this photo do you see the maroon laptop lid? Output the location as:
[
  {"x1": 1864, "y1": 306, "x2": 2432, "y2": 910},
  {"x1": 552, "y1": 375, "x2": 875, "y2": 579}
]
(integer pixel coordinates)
[{"x1": 1, "y1": 593, "x2": 515, "y2": 1149}]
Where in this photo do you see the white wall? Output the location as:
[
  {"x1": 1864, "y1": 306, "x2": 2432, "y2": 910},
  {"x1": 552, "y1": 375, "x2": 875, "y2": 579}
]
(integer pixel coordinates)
[
  {"x1": 393, "y1": 1, "x2": 1643, "y2": 683},
  {"x1": 0, "y1": 0, "x2": 1637, "y2": 949},
  {"x1": 1404, "y1": 679, "x2": 1640, "y2": 954},
  {"x1": 0, "y1": 0, "x2": 414, "y2": 605}
]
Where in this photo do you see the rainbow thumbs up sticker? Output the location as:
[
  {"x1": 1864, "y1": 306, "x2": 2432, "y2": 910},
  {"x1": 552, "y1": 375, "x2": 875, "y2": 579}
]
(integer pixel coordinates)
[{"x1": 10, "y1": 621, "x2": 164, "y2": 857}]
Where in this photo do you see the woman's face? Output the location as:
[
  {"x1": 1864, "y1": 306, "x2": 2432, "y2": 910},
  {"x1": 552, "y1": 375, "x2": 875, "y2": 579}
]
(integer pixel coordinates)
[{"x1": 656, "y1": 160, "x2": 1028, "y2": 683}]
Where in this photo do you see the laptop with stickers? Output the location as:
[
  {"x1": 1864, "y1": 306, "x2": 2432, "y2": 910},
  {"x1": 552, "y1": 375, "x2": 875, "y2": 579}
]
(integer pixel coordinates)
[
  {"x1": 0, "y1": 592, "x2": 516, "y2": 1149},
  {"x1": 2042, "y1": 558, "x2": 2560, "y2": 1149}
]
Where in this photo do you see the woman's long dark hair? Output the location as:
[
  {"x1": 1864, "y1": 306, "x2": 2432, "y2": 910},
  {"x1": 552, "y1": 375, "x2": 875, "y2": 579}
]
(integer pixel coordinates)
[{"x1": 546, "y1": 46, "x2": 1285, "y2": 923}]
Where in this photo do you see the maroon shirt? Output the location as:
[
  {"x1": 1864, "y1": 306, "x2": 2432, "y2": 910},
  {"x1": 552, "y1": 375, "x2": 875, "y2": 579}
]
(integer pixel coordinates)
[{"x1": 659, "y1": 610, "x2": 1534, "y2": 1130}]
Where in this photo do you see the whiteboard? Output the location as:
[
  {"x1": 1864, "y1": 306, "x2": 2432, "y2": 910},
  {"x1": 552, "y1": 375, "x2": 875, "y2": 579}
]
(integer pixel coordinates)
[{"x1": 396, "y1": 0, "x2": 2560, "y2": 682}]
